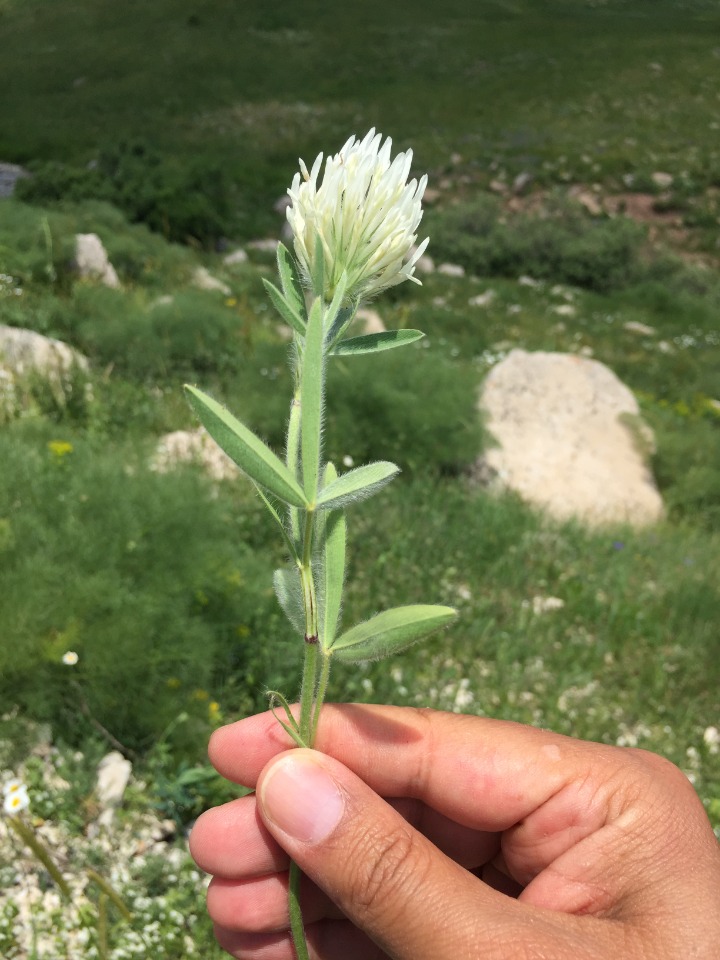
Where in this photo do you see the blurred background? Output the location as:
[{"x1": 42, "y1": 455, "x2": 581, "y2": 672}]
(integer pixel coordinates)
[{"x1": 0, "y1": 0, "x2": 718, "y2": 955}]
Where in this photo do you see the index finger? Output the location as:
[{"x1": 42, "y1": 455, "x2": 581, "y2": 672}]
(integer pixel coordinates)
[{"x1": 209, "y1": 703, "x2": 619, "y2": 832}]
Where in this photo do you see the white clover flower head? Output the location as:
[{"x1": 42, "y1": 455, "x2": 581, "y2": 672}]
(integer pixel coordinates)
[
  {"x1": 287, "y1": 128, "x2": 429, "y2": 303},
  {"x1": 62, "y1": 650, "x2": 79, "y2": 666},
  {"x1": 3, "y1": 782, "x2": 29, "y2": 816}
]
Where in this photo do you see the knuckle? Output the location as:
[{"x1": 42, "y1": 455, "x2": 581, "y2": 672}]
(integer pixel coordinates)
[{"x1": 348, "y1": 821, "x2": 427, "y2": 921}]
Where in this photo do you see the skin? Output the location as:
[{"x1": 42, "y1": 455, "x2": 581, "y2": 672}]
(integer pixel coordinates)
[{"x1": 190, "y1": 704, "x2": 720, "y2": 960}]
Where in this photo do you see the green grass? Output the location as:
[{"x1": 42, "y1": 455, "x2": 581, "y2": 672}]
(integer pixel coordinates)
[
  {"x1": 0, "y1": 1, "x2": 719, "y2": 954},
  {"x1": 2, "y1": 0, "x2": 720, "y2": 238}
]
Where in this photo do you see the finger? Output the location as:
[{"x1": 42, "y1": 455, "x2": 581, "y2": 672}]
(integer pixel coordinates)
[
  {"x1": 206, "y1": 872, "x2": 341, "y2": 933},
  {"x1": 213, "y1": 920, "x2": 385, "y2": 960},
  {"x1": 255, "y1": 749, "x2": 587, "y2": 960},
  {"x1": 190, "y1": 794, "x2": 288, "y2": 879},
  {"x1": 191, "y1": 790, "x2": 498, "y2": 880},
  {"x1": 210, "y1": 704, "x2": 598, "y2": 830}
]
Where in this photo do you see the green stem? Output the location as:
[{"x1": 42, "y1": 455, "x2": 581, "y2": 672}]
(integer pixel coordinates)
[
  {"x1": 288, "y1": 861, "x2": 311, "y2": 960},
  {"x1": 8, "y1": 817, "x2": 71, "y2": 899},
  {"x1": 298, "y1": 635, "x2": 319, "y2": 746},
  {"x1": 311, "y1": 652, "x2": 332, "y2": 744},
  {"x1": 98, "y1": 892, "x2": 108, "y2": 960}
]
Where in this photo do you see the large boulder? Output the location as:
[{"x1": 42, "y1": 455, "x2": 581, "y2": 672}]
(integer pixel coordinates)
[
  {"x1": 0, "y1": 325, "x2": 90, "y2": 418},
  {"x1": 477, "y1": 349, "x2": 663, "y2": 526},
  {"x1": 0, "y1": 325, "x2": 88, "y2": 376}
]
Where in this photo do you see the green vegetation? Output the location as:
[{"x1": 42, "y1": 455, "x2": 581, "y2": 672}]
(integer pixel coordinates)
[{"x1": 0, "y1": 0, "x2": 718, "y2": 955}]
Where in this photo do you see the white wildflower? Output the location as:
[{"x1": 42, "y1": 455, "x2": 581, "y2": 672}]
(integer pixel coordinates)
[
  {"x1": 62, "y1": 651, "x2": 79, "y2": 665},
  {"x1": 3, "y1": 777, "x2": 23, "y2": 796},
  {"x1": 3, "y1": 783, "x2": 29, "y2": 816},
  {"x1": 287, "y1": 128, "x2": 429, "y2": 302}
]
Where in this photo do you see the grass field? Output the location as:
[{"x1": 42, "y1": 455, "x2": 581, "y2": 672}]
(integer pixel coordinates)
[{"x1": 0, "y1": 0, "x2": 719, "y2": 956}]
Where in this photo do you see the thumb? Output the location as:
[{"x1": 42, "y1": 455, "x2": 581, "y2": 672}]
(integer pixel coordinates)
[{"x1": 256, "y1": 749, "x2": 531, "y2": 960}]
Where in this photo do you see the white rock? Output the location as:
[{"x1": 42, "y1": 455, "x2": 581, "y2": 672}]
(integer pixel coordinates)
[
  {"x1": 74, "y1": 234, "x2": 120, "y2": 288},
  {"x1": 0, "y1": 325, "x2": 89, "y2": 380},
  {"x1": 624, "y1": 320, "x2": 656, "y2": 336},
  {"x1": 192, "y1": 267, "x2": 231, "y2": 296},
  {"x1": 95, "y1": 752, "x2": 132, "y2": 827},
  {"x1": 247, "y1": 238, "x2": 280, "y2": 253},
  {"x1": 438, "y1": 263, "x2": 465, "y2": 278},
  {"x1": 477, "y1": 349, "x2": 664, "y2": 527},
  {"x1": 152, "y1": 427, "x2": 237, "y2": 482},
  {"x1": 222, "y1": 248, "x2": 249, "y2": 266},
  {"x1": 414, "y1": 254, "x2": 435, "y2": 275},
  {"x1": 468, "y1": 290, "x2": 496, "y2": 308},
  {"x1": 651, "y1": 171, "x2": 674, "y2": 189}
]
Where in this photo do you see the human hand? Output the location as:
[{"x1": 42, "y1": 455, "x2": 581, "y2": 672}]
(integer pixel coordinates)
[{"x1": 190, "y1": 704, "x2": 720, "y2": 959}]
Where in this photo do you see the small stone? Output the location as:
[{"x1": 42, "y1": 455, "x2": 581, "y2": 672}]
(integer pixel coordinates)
[
  {"x1": 413, "y1": 252, "x2": 435, "y2": 274},
  {"x1": 651, "y1": 171, "x2": 673, "y2": 189},
  {"x1": 489, "y1": 179, "x2": 507, "y2": 194},
  {"x1": 574, "y1": 190, "x2": 603, "y2": 216},
  {"x1": 223, "y1": 248, "x2": 248, "y2": 266},
  {"x1": 75, "y1": 234, "x2": 120, "y2": 288},
  {"x1": 468, "y1": 290, "x2": 495, "y2": 308},
  {"x1": 438, "y1": 263, "x2": 465, "y2": 278},
  {"x1": 192, "y1": 267, "x2": 231, "y2": 295},
  {"x1": 512, "y1": 171, "x2": 533, "y2": 194},
  {"x1": 247, "y1": 238, "x2": 279, "y2": 253},
  {"x1": 624, "y1": 320, "x2": 656, "y2": 336}
]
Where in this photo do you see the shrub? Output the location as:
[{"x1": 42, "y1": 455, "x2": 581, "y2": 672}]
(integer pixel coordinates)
[
  {"x1": 0, "y1": 422, "x2": 290, "y2": 752},
  {"x1": 322, "y1": 345, "x2": 484, "y2": 475},
  {"x1": 427, "y1": 194, "x2": 646, "y2": 292},
  {"x1": 17, "y1": 141, "x2": 235, "y2": 248}
]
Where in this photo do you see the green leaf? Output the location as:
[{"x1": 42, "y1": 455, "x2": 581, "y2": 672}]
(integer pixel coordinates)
[
  {"x1": 273, "y1": 567, "x2": 305, "y2": 634},
  {"x1": 333, "y1": 329, "x2": 425, "y2": 356},
  {"x1": 185, "y1": 386, "x2": 307, "y2": 508},
  {"x1": 315, "y1": 463, "x2": 346, "y2": 650},
  {"x1": 262, "y1": 278, "x2": 306, "y2": 336},
  {"x1": 330, "y1": 605, "x2": 457, "y2": 662},
  {"x1": 277, "y1": 243, "x2": 306, "y2": 319},
  {"x1": 315, "y1": 461, "x2": 399, "y2": 510},
  {"x1": 301, "y1": 297, "x2": 325, "y2": 503}
]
